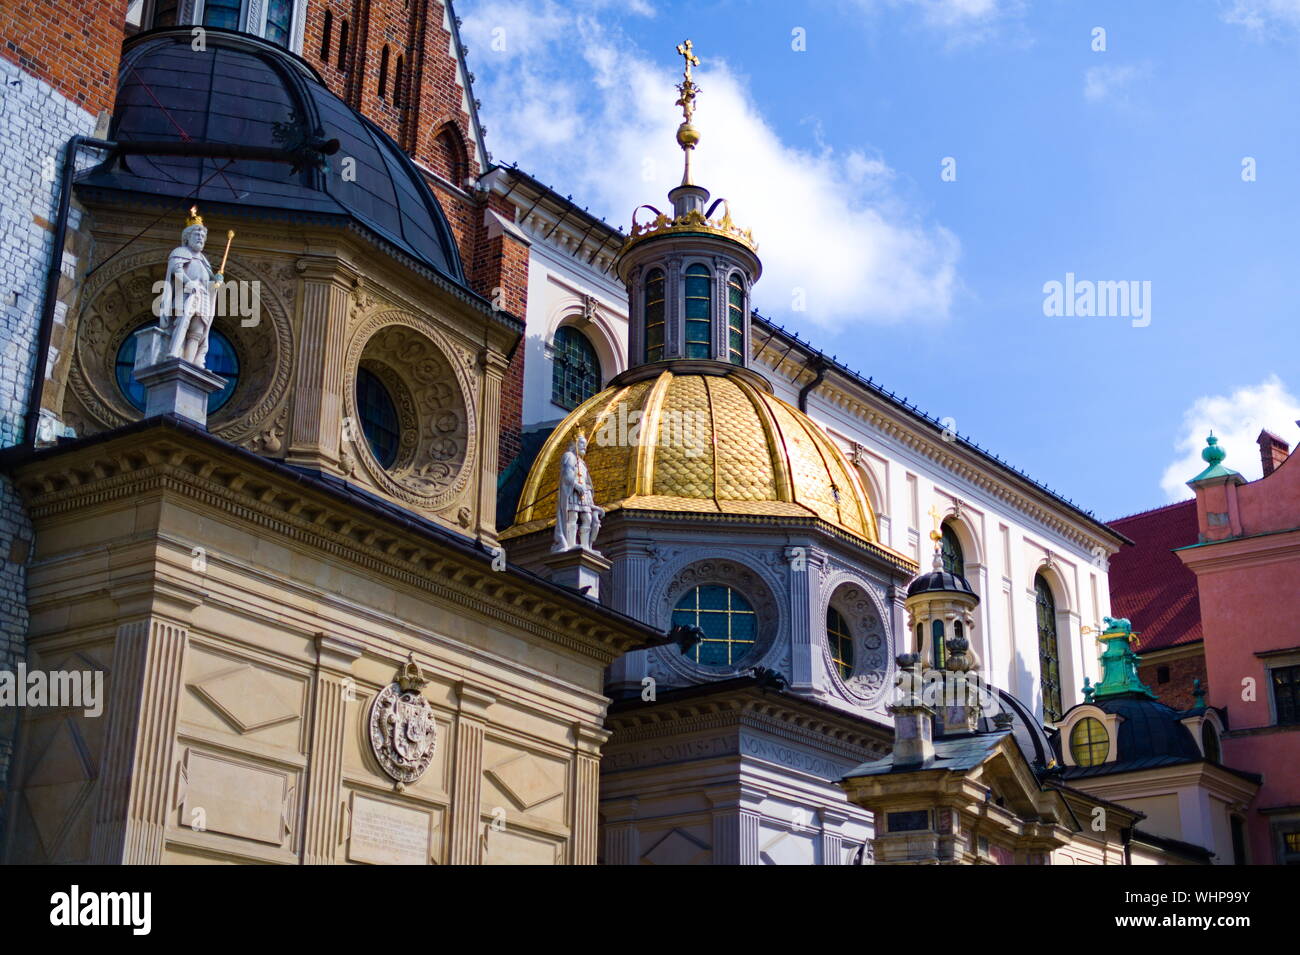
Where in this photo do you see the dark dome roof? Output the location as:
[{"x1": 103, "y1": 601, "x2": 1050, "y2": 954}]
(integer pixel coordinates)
[
  {"x1": 78, "y1": 28, "x2": 464, "y2": 283},
  {"x1": 972, "y1": 685, "x2": 1056, "y2": 769},
  {"x1": 1059, "y1": 696, "x2": 1202, "y2": 777},
  {"x1": 906, "y1": 567, "x2": 977, "y2": 599}
]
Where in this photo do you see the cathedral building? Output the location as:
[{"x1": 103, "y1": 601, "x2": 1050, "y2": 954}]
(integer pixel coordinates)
[{"x1": 0, "y1": 0, "x2": 1273, "y2": 865}]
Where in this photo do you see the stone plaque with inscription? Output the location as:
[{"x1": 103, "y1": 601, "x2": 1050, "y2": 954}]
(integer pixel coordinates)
[{"x1": 348, "y1": 794, "x2": 433, "y2": 865}]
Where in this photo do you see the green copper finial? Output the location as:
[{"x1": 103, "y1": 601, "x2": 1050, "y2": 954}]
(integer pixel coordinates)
[
  {"x1": 1202, "y1": 433, "x2": 1225, "y2": 467},
  {"x1": 1191, "y1": 678, "x2": 1206, "y2": 710},
  {"x1": 1082, "y1": 676, "x2": 1095, "y2": 703},
  {"x1": 1092, "y1": 616, "x2": 1157, "y2": 701},
  {"x1": 1189, "y1": 432, "x2": 1241, "y2": 484}
]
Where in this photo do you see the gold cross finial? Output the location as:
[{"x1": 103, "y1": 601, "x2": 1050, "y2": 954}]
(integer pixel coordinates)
[
  {"x1": 927, "y1": 504, "x2": 945, "y2": 542},
  {"x1": 676, "y1": 39, "x2": 699, "y2": 81}
]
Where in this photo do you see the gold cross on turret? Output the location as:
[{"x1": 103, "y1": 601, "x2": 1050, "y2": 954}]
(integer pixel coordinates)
[
  {"x1": 927, "y1": 503, "x2": 945, "y2": 543},
  {"x1": 676, "y1": 39, "x2": 699, "y2": 82}
]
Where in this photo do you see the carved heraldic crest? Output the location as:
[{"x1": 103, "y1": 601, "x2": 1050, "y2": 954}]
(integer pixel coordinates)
[{"x1": 369, "y1": 657, "x2": 437, "y2": 784}]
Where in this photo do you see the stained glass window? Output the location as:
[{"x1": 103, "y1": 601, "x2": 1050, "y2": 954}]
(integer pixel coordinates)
[
  {"x1": 356, "y1": 367, "x2": 400, "y2": 468},
  {"x1": 727, "y1": 274, "x2": 745, "y2": 365},
  {"x1": 673, "y1": 585, "x2": 756, "y2": 667},
  {"x1": 644, "y1": 269, "x2": 665, "y2": 363},
  {"x1": 265, "y1": 0, "x2": 294, "y2": 48},
  {"x1": 1070, "y1": 717, "x2": 1109, "y2": 767},
  {"x1": 941, "y1": 523, "x2": 964, "y2": 577},
  {"x1": 116, "y1": 325, "x2": 239, "y2": 414},
  {"x1": 202, "y1": 0, "x2": 241, "y2": 31},
  {"x1": 932, "y1": 618, "x2": 947, "y2": 670},
  {"x1": 1036, "y1": 574, "x2": 1062, "y2": 722},
  {"x1": 551, "y1": 326, "x2": 599, "y2": 411},
  {"x1": 827, "y1": 607, "x2": 853, "y2": 681},
  {"x1": 684, "y1": 264, "x2": 711, "y2": 360}
]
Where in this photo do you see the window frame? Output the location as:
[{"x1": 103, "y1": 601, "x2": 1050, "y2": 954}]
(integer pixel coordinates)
[
  {"x1": 1268, "y1": 662, "x2": 1300, "y2": 727},
  {"x1": 683, "y1": 263, "x2": 712, "y2": 360},
  {"x1": 550, "y1": 324, "x2": 601, "y2": 412},
  {"x1": 153, "y1": 0, "x2": 306, "y2": 53},
  {"x1": 826, "y1": 606, "x2": 854, "y2": 682},
  {"x1": 672, "y1": 583, "x2": 758, "y2": 668},
  {"x1": 643, "y1": 268, "x2": 666, "y2": 363},
  {"x1": 1069, "y1": 716, "x2": 1110, "y2": 768},
  {"x1": 1035, "y1": 574, "x2": 1063, "y2": 723}
]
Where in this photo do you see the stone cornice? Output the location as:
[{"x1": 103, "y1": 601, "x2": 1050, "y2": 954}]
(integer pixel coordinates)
[
  {"x1": 7, "y1": 417, "x2": 663, "y2": 664},
  {"x1": 605, "y1": 685, "x2": 892, "y2": 763}
]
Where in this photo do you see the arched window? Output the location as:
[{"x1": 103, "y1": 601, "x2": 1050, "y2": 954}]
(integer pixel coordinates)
[
  {"x1": 393, "y1": 55, "x2": 404, "y2": 107},
  {"x1": 673, "y1": 584, "x2": 756, "y2": 667},
  {"x1": 1035, "y1": 574, "x2": 1062, "y2": 722},
  {"x1": 931, "y1": 618, "x2": 947, "y2": 670},
  {"x1": 551, "y1": 325, "x2": 600, "y2": 411},
  {"x1": 940, "y1": 523, "x2": 964, "y2": 577},
  {"x1": 337, "y1": 19, "x2": 350, "y2": 71},
  {"x1": 378, "y1": 45, "x2": 390, "y2": 99},
  {"x1": 644, "y1": 269, "x2": 665, "y2": 363},
  {"x1": 356, "y1": 367, "x2": 400, "y2": 468},
  {"x1": 320, "y1": 11, "x2": 333, "y2": 61},
  {"x1": 916, "y1": 623, "x2": 924, "y2": 656},
  {"x1": 116, "y1": 324, "x2": 239, "y2": 414},
  {"x1": 726, "y1": 273, "x2": 745, "y2": 364},
  {"x1": 684, "y1": 264, "x2": 711, "y2": 359},
  {"x1": 1070, "y1": 717, "x2": 1109, "y2": 767},
  {"x1": 1202, "y1": 723, "x2": 1221, "y2": 763},
  {"x1": 827, "y1": 607, "x2": 854, "y2": 680}
]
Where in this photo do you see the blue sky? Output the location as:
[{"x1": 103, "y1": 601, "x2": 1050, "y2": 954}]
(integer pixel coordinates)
[{"x1": 460, "y1": 0, "x2": 1300, "y2": 520}]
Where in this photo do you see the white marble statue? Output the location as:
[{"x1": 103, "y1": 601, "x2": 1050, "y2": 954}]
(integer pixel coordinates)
[
  {"x1": 159, "y1": 209, "x2": 224, "y2": 366},
  {"x1": 553, "y1": 432, "x2": 604, "y2": 554}
]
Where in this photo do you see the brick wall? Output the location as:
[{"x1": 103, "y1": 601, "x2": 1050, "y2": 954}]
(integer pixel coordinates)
[
  {"x1": 1140, "y1": 650, "x2": 1207, "y2": 711},
  {"x1": 1, "y1": 0, "x2": 126, "y2": 117}
]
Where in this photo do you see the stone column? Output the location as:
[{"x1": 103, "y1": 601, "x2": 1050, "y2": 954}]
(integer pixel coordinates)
[
  {"x1": 476, "y1": 349, "x2": 509, "y2": 546},
  {"x1": 570, "y1": 723, "x2": 608, "y2": 865},
  {"x1": 707, "y1": 783, "x2": 765, "y2": 865},
  {"x1": 447, "y1": 682, "x2": 495, "y2": 864},
  {"x1": 90, "y1": 607, "x2": 192, "y2": 864},
  {"x1": 301, "y1": 633, "x2": 362, "y2": 864},
  {"x1": 286, "y1": 257, "x2": 353, "y2": 470}
]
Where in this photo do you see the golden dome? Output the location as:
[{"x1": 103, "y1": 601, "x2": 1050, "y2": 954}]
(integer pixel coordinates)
[{"x1": 507, "y1": 365, "x2": 894, "y2": 550}]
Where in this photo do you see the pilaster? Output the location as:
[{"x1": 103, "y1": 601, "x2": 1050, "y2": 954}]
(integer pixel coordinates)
[
  {"x1": 570, "y1": 722, "x2": 609, "y2": 865},
  {"x1": 448, "y1": 681, "x2": 495, "y2": 864},
  {"x1": 476, "y1": 348, "x2": 508, "y2": 546},
  {"x1": 90, "y1": 613, "x2": 190, "y2": 864},
  {"x1": 286, "y1": 256, "x2": 354, "y2": 470},
  {"x1": 302, "y1": 633, "x2": 363, "y2": 864},
  {"x1": 707, "y1": 783, "x2": 765, "y2": 865}
]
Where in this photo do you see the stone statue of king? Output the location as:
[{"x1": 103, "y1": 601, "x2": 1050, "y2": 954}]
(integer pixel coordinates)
[
  {"x1": 553, "y1": 431, "x2": 604, "y2": 554},
  {"x1": 159, "y1": 206, "x2": 224, "y2": 365}
]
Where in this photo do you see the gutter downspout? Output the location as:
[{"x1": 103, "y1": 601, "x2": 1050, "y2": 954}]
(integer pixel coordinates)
[
  {"x1": 797, "y1": 357, "x2": 828, "y2": 413},
  {"x1": 23, "y1": 136, "x2": 116, "y2": 450}
]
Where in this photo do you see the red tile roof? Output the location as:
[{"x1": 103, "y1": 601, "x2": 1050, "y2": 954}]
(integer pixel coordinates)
[{"x1": 1107, "y1": 500, "x2": 1203, "y2": 653}]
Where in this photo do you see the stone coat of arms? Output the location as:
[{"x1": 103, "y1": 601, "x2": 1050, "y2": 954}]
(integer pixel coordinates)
[{"x1": 369, "y1": 658, "x2": 437, "y2": 784}]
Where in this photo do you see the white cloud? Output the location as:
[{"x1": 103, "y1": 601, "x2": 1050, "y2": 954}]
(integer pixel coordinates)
[
  {"x1": 1223, "y1": 0, "x2": 1300, "y2": 34},
  {"x1": 463, "y1": 1, "x2": 960, "y2": 327},
  {"x1": 1159, "y1": 374, "x2": 1300, "y2": 501},
  {"x1": 1083, "y1": 63, "x2": 1146, "y2": 104}
]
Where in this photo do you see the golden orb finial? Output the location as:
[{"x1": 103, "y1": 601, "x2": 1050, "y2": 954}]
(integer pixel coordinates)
[{"x1": 674, "y1": 39, "x2": 702, "y2": 186}]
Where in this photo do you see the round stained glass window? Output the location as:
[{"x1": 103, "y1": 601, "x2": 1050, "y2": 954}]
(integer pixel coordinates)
[
  {"x1": 356, "y1": 366, "x2": 401, "y2": 468},
  {"x1": 672, "y1": 584, "x2": 757, "y2": 667},
  {"x1": 115, "y1": 324, "x2": 239, "y2": 414},
  {"x1": 1070, "y1": 717, "x2": 1110, "y2": 768}
]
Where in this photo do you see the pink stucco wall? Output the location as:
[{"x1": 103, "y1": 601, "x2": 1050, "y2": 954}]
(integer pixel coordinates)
[{"x1": 1180, "y1": 450, "x2": 1300, "y2": 863}]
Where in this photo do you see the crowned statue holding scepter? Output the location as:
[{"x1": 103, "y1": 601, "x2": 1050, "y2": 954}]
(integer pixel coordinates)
[{"x1": 159, "y1": 207, "x2": 232, "y2": 366}]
